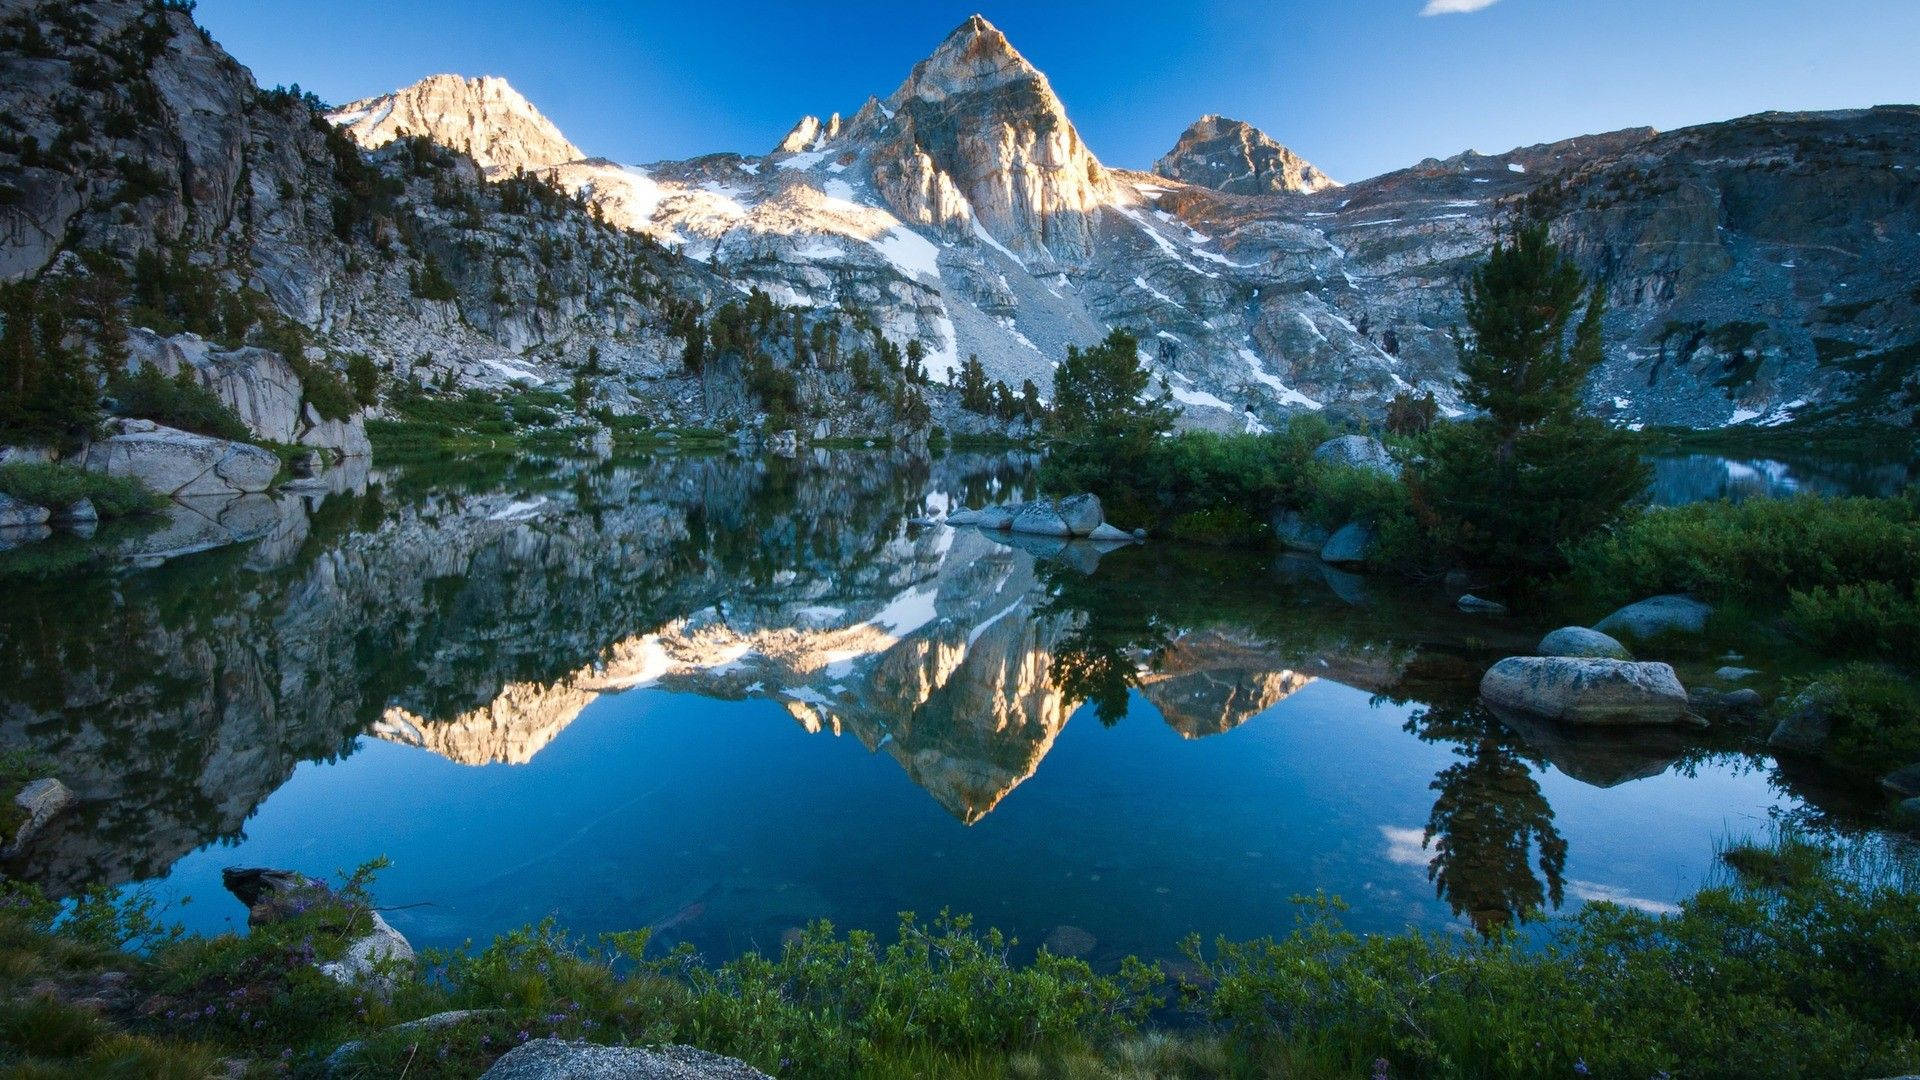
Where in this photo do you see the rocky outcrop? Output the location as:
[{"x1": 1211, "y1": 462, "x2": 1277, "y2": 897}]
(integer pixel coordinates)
[
  {"x1": 122, "y1": 330, "x2": 371, "y2": 456},
  {"x1": 1313, "y1": 435, "x2": 1401, "y2": 478},
  {"x1": 81, "y1": 420, "x2": 278, "y2": 499},
  {"x1": 479, "y1": 1040, "x2": 771, "y2": 1080},
  {"x1": 328, "y1": 74, "x2": 585, "y2": 174},
  {"x1": 1154, "y1": 115, "x2": 1336, "y2": 196},
  {"x1": 1481, "y1": 657, "x2": 1693, "y2": 726}
]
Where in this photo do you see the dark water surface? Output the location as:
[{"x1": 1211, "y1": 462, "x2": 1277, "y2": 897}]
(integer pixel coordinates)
[{"x1": 0, "y1": 450, "x2": 1893, "y2": 965}]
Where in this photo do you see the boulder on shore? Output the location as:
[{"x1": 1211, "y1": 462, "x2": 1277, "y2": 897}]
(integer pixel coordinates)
[
  {"x1": 1769, "y1": 686, "x2": 1834, "y2": 754},
  {"x1": 1054, "y1": 493, "x2": 1104, "y2": 536},
  {"x1": 1593, "y1": 595, "x2": 1712, "y2": 641},
  {"x1": 1537, "y1": 626, "x2": 1631, "y2": 660},
  {"x1": 1313, "y1": 434, "x2": 1401, "y2": 478},
  {"x1": 222, "y1": 867, "x2": 414, "y2": 989},
  {"x1": 1480, "y1": 656, "x2": 1692, "y2": 726},
  {"x1": 82, "y1": 419, "x2": 278, "y2": 500},
  {"x1": 1879, "y1": 763, "x2": 1920, "y2": 800},
  {"x1": 479, "y1": 1039, "x2": 772, "y2": 1080},
  {"x1": 0, "y1": 492, "x2": 50, "y2": 528},
  {"x1": 1010, "y1": 501, "x2": 1072, "y2": 537}
]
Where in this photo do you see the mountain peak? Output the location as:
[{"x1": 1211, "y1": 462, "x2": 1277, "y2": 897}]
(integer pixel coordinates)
[
  {"x1": 896, "y1": 13, "x2": 1047, "y2": 105},
  {"x1": 1155, "y1": 115, "x2": 1338, "y2": 196},
  {"x1": 328, "y1": 74, "x2": 584, "y2": 174}
]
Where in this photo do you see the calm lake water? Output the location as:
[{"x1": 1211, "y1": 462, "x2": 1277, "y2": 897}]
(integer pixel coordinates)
[{"x1": 0, "y1": 450, "x2": 1898, "y2": 966}]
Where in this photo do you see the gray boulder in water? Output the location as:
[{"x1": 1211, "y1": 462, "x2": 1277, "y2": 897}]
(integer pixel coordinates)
[
  {"x1": 1593, "y1": 595, "x2": 1712, "y2": 641},
  {"x1": 1054, "y1": 493, "x2": 1104, "y2": 536},
  {"x1": 1010, "y1": 501, "x2": 1073, "y2": 537},
  {"x1": 1480, "y1": 656, "x2": 1692, "y2": 726},
  {"x1": 1271, "y1": 509, "x2": 1330, "y2": 553},
  {"x1": 1319, "y1": 522, "x2": 1373, "y2": 566},
  {"x1": 1537, "y1": 626, "x2": 1632, "y2": 660},
  {"x1": 1312, "y1": 435, "x2": 1401, "y2": 478},
  {"x1": 480, "y1": 1039, "x2": 772, "y2": 1080}
]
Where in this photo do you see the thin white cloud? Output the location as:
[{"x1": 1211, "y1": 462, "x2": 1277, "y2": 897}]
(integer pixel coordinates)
[{"x1": 1421, "y1": 0, "x2": 1502, "y2": 14}]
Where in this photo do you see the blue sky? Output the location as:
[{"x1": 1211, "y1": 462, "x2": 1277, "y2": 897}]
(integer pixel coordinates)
[{"x1": 195, "y1": 0, "x2": 1919, "y2": 182}]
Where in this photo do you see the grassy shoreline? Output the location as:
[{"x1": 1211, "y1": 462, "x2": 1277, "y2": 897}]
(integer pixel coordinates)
[{"x1": 1, "y1": 833, "x2": 1913, "y2": 1079}]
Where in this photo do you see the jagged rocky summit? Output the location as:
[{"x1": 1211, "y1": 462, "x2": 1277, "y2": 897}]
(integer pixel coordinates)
[{"x1": 1154, "y1": 114, "x2": 1338, "y2": 196}]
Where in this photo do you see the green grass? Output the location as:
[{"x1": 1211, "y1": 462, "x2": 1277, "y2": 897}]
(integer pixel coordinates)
[{"x1": 0, "y1": 463, "x2": 164, "y2": 518}]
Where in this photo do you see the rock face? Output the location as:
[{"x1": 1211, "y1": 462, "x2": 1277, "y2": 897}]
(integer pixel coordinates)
[
  {"x1": 122, "y1": 330, "x2": 370, "y2": 456},
  {"x1": 1154, "y1": 114, "x2": 1337, "y2": 196},
  {"x1": 479, "y1": 1040, "x2": 771, "y2": 1080},
  {"x1": 1313, "y1": 435, "x2": 1401, "y2": 478},
  {"x1": 1481, "y1": 656, "x2": 1692, "y2": 725},
  {"x1": 329, "y1": 74, "x2": 585, "y2": 174},
  {"x1": 1593, "y1": 596, "x2": 1714, "y2": 641},
  {"x1": 81, "y1": 420, "x2": 279, "y2": 499},
  {"x1": 858, "y1": 15, "x2": 1118, "y2": 263},
  {"x1": 1538, "y1": 626, "x2": 1632, "y2": 660}
]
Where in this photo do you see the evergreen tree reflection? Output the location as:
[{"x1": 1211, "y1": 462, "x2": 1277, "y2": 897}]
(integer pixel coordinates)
[{"x1": 1406, "y1": 695, "x2": 1567, "y2": 933}]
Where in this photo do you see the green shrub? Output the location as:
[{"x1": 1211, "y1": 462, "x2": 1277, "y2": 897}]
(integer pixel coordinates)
[
  {"x1": 106, "y1": 365, "x2": 250, "y2": 441},
  {"x1": 1788, "y1": 580, "x2": 1920, "y2": 666},
  {"x1": 0, "y1": 463, "x2": 163, "y2": 518},
  {"x1": 1565, "y1": 493, "x2": 1920, "y2": 611},
  {"x1": 1780, "y1": 663, "x2": 1920, "y2": 778}
]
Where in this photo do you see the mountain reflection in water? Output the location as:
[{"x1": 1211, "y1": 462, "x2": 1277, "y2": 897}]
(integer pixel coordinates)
[{"x1": 0, "y1": 450, "x2": 1850, "y2": 957}]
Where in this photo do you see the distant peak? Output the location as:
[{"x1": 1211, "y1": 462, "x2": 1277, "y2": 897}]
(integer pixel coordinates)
[
  {"x1": 329, "y1": 73, "x2": 584, "y2": 174},
  {"x1": 1155, "y1": 115, "x2": 1338, "y2": 196}
]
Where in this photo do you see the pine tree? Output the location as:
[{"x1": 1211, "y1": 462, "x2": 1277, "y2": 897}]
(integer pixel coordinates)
[
  {"x1": 1043, "y1": 329, "x2": 1176, "y2": 497},
  {"x1": 1414, "y1": 225, "x2": 1648, "y2": 574},
  {"x1": 0, "y1": 280, "x2": 98, "y2": 448}
]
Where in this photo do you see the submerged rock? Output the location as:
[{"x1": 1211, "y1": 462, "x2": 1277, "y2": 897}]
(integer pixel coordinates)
[
  {"x1": 1593, "y1": 595, "x2": 1712, "y2": 641},
  {"x1": 1457, "y1": 594, "x2": 1507, "y2": 615},
  {"x1": 1042, "y1": 925, "x2": 1097, "y2": 958},
  {"x1": 1537, "y1": 626, "x2": 1631, "y2": 660},
  {"x1": 1480, "y1": 656, "x2": 1692, "y2": 726},
  {"x1": 479, "y1": 1039, "x2": 772, "y2": 1080}
]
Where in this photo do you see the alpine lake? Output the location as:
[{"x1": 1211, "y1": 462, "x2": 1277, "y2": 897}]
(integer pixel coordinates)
[{"x1": 1, "y1": 446, "x2": 1912, "y2": 971}]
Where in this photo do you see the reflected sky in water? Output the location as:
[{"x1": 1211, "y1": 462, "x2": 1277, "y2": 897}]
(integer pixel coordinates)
[{"x1": 0, "y1": 449, "x2": 1874, "y2": 964}]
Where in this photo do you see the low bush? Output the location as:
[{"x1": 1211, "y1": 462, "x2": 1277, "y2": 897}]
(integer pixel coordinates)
[
  {"x1": 0, "y1": 462, "x2": 163, "y2": 518},
  {"x1": 1778, "y1": 662, "x2": 1920, "y2": 779},
  {"x1": 2, "y1": 838, "x2": 1913, "y2": 1079},
  {"x1": 105, "y1": 365, "x2": 250, "y2": 441},
  {"x1": 1564, "y1": 492, "x2": 1920, "y2": 611}
]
